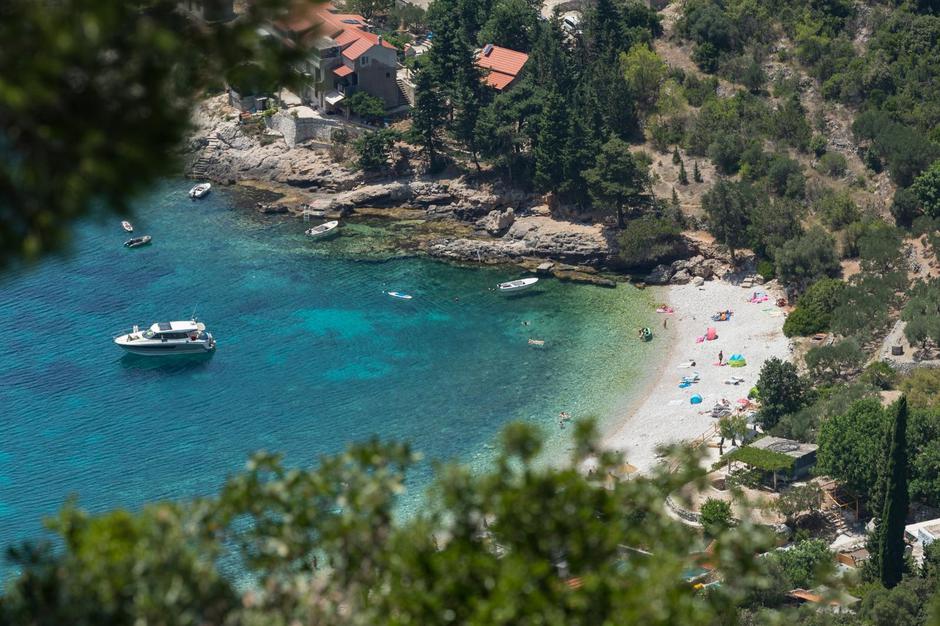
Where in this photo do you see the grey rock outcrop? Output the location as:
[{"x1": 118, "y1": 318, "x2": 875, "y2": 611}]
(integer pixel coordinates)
[
  {"x1": 476, "y1": 208, "x2": 515, "y2": 235},
  {"x1": 671, "y1": 269, "x2": 692, "y2": 284},
  {"x1": 427, "y1": 216, "x2": 610, "y2": 264},
  {"x1": 645, "y1": 264, "x2": 673, "y2": 285}
]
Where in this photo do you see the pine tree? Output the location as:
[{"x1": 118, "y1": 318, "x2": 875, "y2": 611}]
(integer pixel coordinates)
[
  {"x1": 533, "y1": 89, "x2": 569, "y2": 193},
  {"x1": 672, "y1": 146, "x2": 681, "y2": 165},
  {"x1": 671, "y1": 187, "x2": 680, "y2": 210},
  {"x1": 693, "y1": 160, "x2": 703, "y2": 183},
  {"x1": 411, "y1": 68, "x2": 447, "y2": 172},
  {"x1": 587, "y1": 0, "x2": 622, "y2": 60},
  {"x1": 528, "y1": 17, "x2": 571, "y2": 93},
  {"x1": 678, "y1": 160, "x2": 689, "y2": 185},
  {"x1": 426, "y1": 12, "x2": 467, "y2": 97},
  {"x1": 582, "y1": 136, "x2": 650, "y2": 228},
  {"x1": 876, "y1": 397, "x2": 910, "y2": 589}
]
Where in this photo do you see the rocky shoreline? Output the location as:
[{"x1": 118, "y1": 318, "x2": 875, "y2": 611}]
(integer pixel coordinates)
[{"x1": 186, "y1": 96, "x2": 745, "y2": 287}]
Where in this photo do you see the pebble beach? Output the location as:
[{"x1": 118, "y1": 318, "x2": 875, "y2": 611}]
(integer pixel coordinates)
[{"x1": 603, "y1": 280, "x2": 792, "y2": 472}]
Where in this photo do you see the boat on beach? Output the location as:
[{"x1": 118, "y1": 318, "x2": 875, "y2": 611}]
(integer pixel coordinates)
[
  {"x1": 123, "y1": 235, "x2": 152, "y2": 248},
  {"x1": 114, "y1": 319, "x2": 216, "y2": 356},
  {"x1": 121, "y1": 221, "x2": 134, "y2": 232},
  {"x1": 305, "y1": 220, "x2": 340, "y2": 240},
  {"x1": 189, "y1": 183, "x2": 211, "y2": 199},
  {"x1": 497, "y1": 277, "x2": 539, "y2": 292}
]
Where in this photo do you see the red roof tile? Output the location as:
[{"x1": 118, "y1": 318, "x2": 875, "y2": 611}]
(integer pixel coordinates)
[
  {"x1": 276, "y1": 4, "x2": 395, "y2": 54},
  {"x1": 333, "y1": 65, "x2": 354, "y2": 77},
  {"x1": 334, "y1": 30, "x2": 360, "y2": 46},
  {"x1": 483, "y1": 71, "x2": 516, "y2": 91},
  {"x1": 342, "y1": 38, "x2": 373, "y2": 61},
  {"x1": 476, "y1": 45, "x2": 528, "y2": 78}
]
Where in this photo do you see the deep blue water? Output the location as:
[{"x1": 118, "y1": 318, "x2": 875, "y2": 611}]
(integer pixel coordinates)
[{"x1": 0, "y1": 180, "x2": 657, "y2": 570}]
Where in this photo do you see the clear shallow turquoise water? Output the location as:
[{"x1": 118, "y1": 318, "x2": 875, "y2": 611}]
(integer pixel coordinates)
[{"x1": 0, "y1": 180, "x2": 657, "y2": 569}]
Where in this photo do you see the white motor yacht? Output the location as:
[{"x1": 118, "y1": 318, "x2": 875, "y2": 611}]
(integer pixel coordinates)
[{"x1": 114, "y1": 319, "x2": 216, "y2": 356}]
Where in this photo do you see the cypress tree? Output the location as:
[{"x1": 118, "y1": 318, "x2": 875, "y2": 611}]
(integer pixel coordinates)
[
  {"x1": 411, "y1": 69, "x2": 447, "y2": 172},
  {"x1": 678, "y1": 160, "x2": 689, "y2": 185},
  {"x1": 672, "y1": 146, "x2": 681, "y2": 165},
  {"x1": 449, "y1": 40, "x2": 487, "y2": 169},
  {"x1": 876, "y1": 396, "x2": 910, "y2": 588},
  {"x1": 693, "y1": 160, "x2": 703, "y2": 183},
  {"x1": 534, "y1": 89, "x2": 569, "y2": 193}
]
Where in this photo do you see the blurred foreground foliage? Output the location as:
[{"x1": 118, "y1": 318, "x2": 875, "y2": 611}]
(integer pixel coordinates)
[
  {"x1": 0, "y1": 0, "x2": 310, "y2": 268},
  {"x1": 2, "y1": 421, "x2": 781, "y2": 625}
]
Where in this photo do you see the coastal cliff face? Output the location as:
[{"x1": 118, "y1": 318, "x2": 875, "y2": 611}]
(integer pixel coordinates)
[{"x1": 186, "y1": 96, "x2": 735, "y2": 283}]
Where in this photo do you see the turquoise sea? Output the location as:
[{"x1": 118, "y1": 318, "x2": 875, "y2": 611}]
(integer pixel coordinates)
[{"x1": 0, "y1": 180, "x2": 658, "y2": 571}]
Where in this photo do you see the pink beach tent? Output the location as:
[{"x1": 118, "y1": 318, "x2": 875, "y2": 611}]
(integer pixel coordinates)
[{"x1": 706, "y1": 327, "x2": 718, "y2": 341}]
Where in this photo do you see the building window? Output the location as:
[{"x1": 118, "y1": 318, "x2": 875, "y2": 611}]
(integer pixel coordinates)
[
  {"x1": 361, "y1": 56, "x2": 369, "y2": 66},
  {"x1": 386, "y1": 72, "x2": 390, "y2": 78}
]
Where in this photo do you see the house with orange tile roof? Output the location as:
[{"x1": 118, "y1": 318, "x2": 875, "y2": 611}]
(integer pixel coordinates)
[
  {"x1": 273, "y1": 4, "x2": 403, "y2": 111},
  {"x1": 475, "y1": 44, "x2": 529, "y2": 91}
]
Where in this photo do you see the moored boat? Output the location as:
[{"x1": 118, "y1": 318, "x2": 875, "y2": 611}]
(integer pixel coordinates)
[
  {"x1": 305, "y1": 220, "x2": 339, "y2": 240},
  {"x1": 123, "y1": 235, "x2": 152, "y2": 248},
  {"x1": 189, "y1": 183, "x2": 211, "y2": 199},
  {"x1": 121, "y1": 220, "x2": 134, "y2": 232},
  {"x1": 497, "y1": 277, "x2": 539, "y2": 292},
  {"x1": 114, "y1": 319, "x2": 216, "y2": 356},
  {"x1": 386, "y1": 291, "x2": 412, "y2": 300}
]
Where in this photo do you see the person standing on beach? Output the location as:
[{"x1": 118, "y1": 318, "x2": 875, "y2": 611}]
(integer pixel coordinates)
[
  {"x1": 663, "y1": 318, "x2": 668, "y2": 329},
  {"x1": 718, "y1": 350, "x2": 724, "y2": 364}
]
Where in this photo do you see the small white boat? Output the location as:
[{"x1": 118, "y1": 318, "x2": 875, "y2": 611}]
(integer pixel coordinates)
[
  {"x1": 114, "y1": 319, "x2": 216, "y2": 356},
  {"x1": 497, "y1": 277, "x2": 539, "y2": 292},
  {"x1": 189, "y1": 183, "x2": 211, "y2": 199},
  {"x1": 386, "y1": 291, "x2": 412, "y2": 300},
  {"x1": 305, "y1": 220, "x2": 340, "y2": 240},
  {"x1": 121, "y1": 221, "x2": 134, "y2": 232},
  {"x1": 124, "y1": 235, "x2": 152, "y2": 248}
]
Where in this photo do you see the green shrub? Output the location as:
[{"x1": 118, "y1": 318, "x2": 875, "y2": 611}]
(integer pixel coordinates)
[
  {"x1": 892, "y1": 187, "x2": 921, "y2": 229},
  {"x1": 700, "y1": 498, "x2": 733, "y2": 536},
  {"x1": 900, "y1": 369, "x2": 940, "y2": 410},
  {"x1": 784, "y1": 278, "x2": 845, "y2": 337},
  {"x1": 682, "y1": 73, "x2": 719, "y2": 107},
  {"x1": 818, "y1": 152, "x2": 847, "y2": 178},
  {"x1": 816, "y1": 190, "x2": 859, "y2": 230},
  {"x1": 756, "y1": 259, "x2": 775, "y2": 281},
  {"x1": 767, "y1": 155, "x2": 805, "y2": 199},
  {"x1": 809, "y1": 134, "x2": 828, "y2": 157},
  {"x1": 775, "y1": 227, "x2": 840, "y2": 287},
  {"x1": 913, "y1": 159, "x2": 940, "y2": 219},
  {"x1": 618, "y1": 215, "x2": 686, "y2": 268},
  {"x1": 861, "y1": 361, "x2": 897, "y2": 391},
  {"x1": 782, "y1": 307, "x2": 820, "y2": 338},
  {"x1": 769, "y1": 540, "x2": 833, "y2": 589},
  {"x1": 353, "y1": 129, "x2": 398, "y2": 171},
  {"x1": 805, "y1": 338, "x2": 864, "y2": 383}
]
